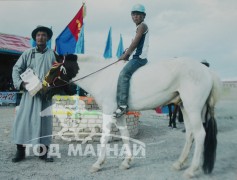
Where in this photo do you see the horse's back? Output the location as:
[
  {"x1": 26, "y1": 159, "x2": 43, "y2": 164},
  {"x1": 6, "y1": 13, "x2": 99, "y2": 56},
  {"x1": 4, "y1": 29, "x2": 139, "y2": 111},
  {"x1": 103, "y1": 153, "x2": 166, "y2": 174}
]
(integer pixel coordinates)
[
  {"x1": 128, "y1": 57, "x2": 214, "y2": 110},
  {"x1": 131, "y1": 57, "x2": 212, "y2": 90}
]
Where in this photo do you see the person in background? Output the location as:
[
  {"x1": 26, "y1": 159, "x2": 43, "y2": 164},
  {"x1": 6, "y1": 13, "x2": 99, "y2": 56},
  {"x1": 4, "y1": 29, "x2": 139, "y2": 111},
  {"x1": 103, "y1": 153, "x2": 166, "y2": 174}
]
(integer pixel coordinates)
[
  {"x1": 113, "y1": 4, "x2": 149, "y2": 118},
  {"x1": 12, "y1": 26, "x2": 56, "y2": 162}
]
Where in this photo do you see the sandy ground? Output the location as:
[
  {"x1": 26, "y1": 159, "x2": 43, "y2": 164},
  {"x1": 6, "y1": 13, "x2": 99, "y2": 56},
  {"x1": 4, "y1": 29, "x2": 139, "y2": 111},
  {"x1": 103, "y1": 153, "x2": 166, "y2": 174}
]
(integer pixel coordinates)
[{"x1": 0, "y1": 100, "x2": 237, "y2": 180}]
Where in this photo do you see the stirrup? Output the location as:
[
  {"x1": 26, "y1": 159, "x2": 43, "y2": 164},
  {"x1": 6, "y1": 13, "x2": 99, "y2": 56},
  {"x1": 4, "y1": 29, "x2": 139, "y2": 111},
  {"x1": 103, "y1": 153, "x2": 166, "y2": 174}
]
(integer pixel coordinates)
[{"x1": 113, "y1": 106, "x2": 128, "y2": 118}]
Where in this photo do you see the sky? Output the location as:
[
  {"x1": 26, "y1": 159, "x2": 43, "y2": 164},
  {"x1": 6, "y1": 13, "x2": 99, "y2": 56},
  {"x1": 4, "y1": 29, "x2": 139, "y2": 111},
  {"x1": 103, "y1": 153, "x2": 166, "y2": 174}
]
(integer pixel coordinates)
[{"x1": 0, "y1": 0, "x2": 237, "y2": 79}]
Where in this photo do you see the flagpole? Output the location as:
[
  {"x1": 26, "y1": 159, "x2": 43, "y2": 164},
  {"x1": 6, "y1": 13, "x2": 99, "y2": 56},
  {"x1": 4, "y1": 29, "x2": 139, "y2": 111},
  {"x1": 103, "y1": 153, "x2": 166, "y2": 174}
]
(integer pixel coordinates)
[{"x1": 82, "y1": 2, "x2": 86, "y2": 18}]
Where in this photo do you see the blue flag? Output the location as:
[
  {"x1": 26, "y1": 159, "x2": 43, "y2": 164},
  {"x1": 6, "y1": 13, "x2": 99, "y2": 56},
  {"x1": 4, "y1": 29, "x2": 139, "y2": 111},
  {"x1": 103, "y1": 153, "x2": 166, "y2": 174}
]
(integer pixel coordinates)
[
  {"x1": 75, "y1": 25, "x2": 85, "y2": 54},
  {"x1": 103, "y1": 27, "x2": 112, "y2": 59},
  {"x1": 116, "y1": 34, "x2": 124, "y2": 58}
]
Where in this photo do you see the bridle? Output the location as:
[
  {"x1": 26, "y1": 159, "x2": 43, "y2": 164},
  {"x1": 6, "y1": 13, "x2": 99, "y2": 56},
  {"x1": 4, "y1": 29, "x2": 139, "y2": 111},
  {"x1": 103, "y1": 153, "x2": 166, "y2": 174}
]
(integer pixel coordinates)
[
  {"x1": 43, "y1": 56, "x2": 70, "y2": 88},
  {"x1": 52, "y1": 65, "x2": 69, "y2": 86},
  {"x1": 43, "y1": 56, "x2": 123, "y2": 89}
]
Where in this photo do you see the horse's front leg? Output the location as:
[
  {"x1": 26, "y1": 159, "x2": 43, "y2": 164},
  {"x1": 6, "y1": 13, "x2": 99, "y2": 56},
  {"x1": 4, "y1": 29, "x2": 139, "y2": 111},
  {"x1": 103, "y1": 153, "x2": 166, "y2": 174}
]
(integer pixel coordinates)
[
  {"x1": 116, "y1": 116, "x2": 133, "y2": 170},
  {"x1": 90, "y1": 114, "x2": 113, "y2": 173}
]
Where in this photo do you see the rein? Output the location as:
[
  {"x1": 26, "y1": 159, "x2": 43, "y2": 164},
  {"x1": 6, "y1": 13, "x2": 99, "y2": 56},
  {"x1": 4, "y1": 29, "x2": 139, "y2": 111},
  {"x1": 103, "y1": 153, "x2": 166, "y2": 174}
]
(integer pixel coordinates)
[{"x1": 46, "y1": 59, "x2": 122, "y2": 89}]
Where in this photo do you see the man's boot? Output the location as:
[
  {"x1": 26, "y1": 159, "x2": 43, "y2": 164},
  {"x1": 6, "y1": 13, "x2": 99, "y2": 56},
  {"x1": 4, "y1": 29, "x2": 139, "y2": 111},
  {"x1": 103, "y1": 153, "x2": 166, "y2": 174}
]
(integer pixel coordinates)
[
  {"x1": 12, "y1": 144, "x2": 25, "y2": 163},
  {"x1": 39, "y1": 145, "x2": 54, "y2": 162}
]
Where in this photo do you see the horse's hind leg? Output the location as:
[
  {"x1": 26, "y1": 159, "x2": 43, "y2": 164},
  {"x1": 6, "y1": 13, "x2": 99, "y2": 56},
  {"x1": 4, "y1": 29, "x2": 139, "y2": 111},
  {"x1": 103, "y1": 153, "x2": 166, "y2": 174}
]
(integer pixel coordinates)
[
  {"x1": 116, "y1": 116, "x2": 133, "y2": 169},
  {"x1": 90, "y1": 114, "x2": 113, "y2": 172},
  {"x1": 183, "y1": 111, "x2": 206, "y2": 178},
  {"x1": 173, "y1": 107, "x2": 193, "y2": 170}
]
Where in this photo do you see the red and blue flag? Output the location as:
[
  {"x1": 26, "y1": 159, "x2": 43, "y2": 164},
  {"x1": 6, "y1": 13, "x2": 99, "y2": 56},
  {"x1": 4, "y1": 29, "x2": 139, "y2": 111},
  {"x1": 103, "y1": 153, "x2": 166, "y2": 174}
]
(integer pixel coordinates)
[{"x1": 56, "y1": 4, "x2": 85, "y2": 55}]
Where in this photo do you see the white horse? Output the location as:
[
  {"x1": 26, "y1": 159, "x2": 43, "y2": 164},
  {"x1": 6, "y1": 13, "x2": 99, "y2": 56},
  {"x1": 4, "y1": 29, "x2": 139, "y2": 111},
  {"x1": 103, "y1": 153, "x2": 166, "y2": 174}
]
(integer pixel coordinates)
[{"x1": 44, "y1": 54, "x2": 222, "y2": 178}]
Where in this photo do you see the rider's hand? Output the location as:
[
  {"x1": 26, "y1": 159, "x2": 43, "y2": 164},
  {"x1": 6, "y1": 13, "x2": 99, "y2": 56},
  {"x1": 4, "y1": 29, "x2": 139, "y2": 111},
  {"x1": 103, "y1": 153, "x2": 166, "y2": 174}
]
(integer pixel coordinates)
[{"x1": 118, "y1": 53, "x2": 130, "y2": 61}]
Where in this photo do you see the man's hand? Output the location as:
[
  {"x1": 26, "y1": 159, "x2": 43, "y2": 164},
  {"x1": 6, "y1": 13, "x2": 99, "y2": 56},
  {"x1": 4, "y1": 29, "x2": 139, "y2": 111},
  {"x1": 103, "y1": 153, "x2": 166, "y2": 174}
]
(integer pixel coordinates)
[{"x1": 20, "y1": 82, "x2": 29, "y2": 91}]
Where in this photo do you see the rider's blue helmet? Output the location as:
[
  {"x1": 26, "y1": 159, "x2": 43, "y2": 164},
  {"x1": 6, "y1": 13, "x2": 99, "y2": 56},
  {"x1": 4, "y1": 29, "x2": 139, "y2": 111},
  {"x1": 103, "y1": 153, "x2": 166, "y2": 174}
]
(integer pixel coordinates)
[{"x1": 131, "y1": 4, "x2": 146, "y2": 15}]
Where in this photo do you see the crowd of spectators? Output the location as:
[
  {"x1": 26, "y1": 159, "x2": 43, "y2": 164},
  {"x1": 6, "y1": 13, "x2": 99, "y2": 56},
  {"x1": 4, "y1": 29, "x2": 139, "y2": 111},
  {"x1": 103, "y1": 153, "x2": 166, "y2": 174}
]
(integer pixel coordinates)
[{"x1": 0, "y1": 74, "x2": 16, "y2": 91}]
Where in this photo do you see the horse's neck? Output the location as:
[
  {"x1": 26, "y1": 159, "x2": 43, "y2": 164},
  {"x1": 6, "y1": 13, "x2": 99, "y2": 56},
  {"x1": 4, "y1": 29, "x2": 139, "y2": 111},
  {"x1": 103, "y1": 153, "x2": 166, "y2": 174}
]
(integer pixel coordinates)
[
  {"x1": 73, "y1": 55, "x2": 120, "y2": 96},
  {"x1": 76, "y1": 55, "x2": 117, "y2": 78},
  {"x1": 76, "y1": 54, "x2": 116, "y2": 72}
]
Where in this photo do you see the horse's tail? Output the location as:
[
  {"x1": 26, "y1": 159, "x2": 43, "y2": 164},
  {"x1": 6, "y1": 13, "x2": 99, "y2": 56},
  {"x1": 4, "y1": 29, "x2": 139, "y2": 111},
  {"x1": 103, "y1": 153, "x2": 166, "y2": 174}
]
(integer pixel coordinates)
[{"x1": 202, "y1": 71, "x2": 222, "y2": 174}]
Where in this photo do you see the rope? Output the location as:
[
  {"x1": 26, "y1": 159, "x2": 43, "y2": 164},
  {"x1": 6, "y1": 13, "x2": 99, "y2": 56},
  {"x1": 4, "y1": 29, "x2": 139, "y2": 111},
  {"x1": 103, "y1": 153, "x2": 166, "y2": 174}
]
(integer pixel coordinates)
[{"x1": 47, "y1": 59, "x2": 122, "y2": 89}]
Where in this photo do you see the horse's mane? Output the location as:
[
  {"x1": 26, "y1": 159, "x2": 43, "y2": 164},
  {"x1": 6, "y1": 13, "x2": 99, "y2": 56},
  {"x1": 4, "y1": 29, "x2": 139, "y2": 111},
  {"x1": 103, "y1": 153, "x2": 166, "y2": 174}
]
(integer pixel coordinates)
[
  {"x1": 65, "y1": 54, "x2": 78, "y2": 62},
  {"x1": 76, "y1": 54, "x2": 118, "y2": 63}
]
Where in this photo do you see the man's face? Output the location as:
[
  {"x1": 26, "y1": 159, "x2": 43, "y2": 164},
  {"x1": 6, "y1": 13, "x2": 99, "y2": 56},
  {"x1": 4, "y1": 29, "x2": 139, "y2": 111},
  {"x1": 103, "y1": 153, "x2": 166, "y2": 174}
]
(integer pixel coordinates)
[
  {"x1": 131, "y1": 11, "x2": 145, "y2": 25},
  {"x1": 35, "y1": 31, "x2": 48, "y2": 46}
]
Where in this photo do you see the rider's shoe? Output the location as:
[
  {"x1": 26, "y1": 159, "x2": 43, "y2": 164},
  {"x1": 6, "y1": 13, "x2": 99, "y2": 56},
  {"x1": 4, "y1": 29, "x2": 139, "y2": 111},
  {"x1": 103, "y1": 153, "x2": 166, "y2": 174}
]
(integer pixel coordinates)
[{"x1": 112, "y1": 106, "x2": 128, "y2": 118}]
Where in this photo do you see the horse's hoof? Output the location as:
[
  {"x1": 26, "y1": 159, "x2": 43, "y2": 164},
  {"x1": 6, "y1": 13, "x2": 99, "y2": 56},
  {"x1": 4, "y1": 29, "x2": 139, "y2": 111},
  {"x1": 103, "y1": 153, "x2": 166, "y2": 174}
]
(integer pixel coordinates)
[
  {"x1": 183, "y1": 169, "x2": 195, "y2": 179},
  {"x1": 119, "y1": 164, "x2": 130, "y2": 170},
  {"x1": 172, "y1": 161, "x2": 182, "y2": 170},
  {"x1": 119, "y1": 161, "x2": 130, "y2": 170},
  {"x1": 90, "y1": 164, "x2": 101, "y2": 173}
]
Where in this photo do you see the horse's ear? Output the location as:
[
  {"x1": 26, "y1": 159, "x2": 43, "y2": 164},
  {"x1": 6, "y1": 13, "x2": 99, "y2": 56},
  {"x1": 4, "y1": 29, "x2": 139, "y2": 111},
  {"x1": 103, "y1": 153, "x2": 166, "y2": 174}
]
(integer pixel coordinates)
[
  {"x1": 65, "y1": 54, "x2": 78, "y2": 61},
  {"x1": 54, "y1": 52, "x2": 64, "y2": 63}
]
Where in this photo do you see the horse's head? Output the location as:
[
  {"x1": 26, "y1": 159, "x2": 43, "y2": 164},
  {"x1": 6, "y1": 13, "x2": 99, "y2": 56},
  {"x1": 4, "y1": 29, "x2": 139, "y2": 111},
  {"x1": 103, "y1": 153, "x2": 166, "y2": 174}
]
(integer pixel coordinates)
[{"x1": 42, "y1": 53, "x2": 79, "y2": 97}]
